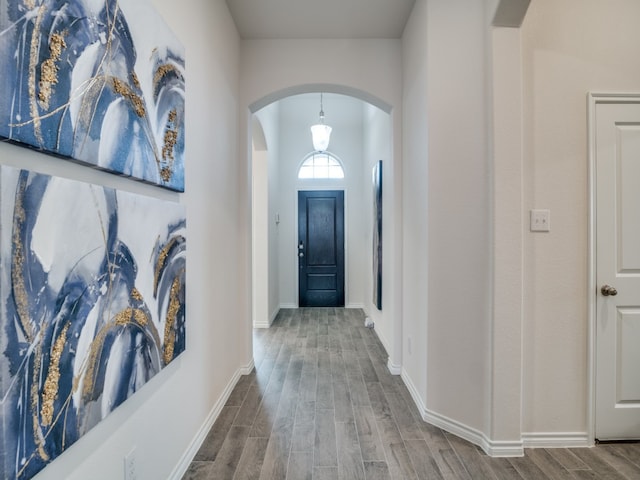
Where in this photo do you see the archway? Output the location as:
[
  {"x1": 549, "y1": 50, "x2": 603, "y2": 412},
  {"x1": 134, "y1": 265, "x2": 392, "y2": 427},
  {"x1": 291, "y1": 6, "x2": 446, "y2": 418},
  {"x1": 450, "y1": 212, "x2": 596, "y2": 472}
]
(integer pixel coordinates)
[{"x1": 248, "y1": 85, "x2": 402, "y2": 375}]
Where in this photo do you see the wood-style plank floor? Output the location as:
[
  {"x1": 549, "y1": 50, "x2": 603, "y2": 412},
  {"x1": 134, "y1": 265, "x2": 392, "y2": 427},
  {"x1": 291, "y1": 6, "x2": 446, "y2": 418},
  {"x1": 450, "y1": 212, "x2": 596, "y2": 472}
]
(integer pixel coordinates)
[{"x1": 182, "y1": 308, "x2": 640, "y2": 480}]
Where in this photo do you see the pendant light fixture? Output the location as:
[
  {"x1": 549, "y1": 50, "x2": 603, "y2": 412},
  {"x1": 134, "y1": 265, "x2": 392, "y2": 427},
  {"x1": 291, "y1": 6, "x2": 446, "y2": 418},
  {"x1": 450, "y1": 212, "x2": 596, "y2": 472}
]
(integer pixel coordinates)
[{"x1": 310, "y1": 93, "x2": 332, "y2": 151}]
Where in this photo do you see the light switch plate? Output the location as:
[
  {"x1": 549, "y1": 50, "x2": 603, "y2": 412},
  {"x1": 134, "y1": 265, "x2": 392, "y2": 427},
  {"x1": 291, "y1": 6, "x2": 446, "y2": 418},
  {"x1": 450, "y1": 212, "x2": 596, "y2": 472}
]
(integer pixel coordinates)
[{"x1": 530, "y1": 209, "x2": 550, "y2": 232}]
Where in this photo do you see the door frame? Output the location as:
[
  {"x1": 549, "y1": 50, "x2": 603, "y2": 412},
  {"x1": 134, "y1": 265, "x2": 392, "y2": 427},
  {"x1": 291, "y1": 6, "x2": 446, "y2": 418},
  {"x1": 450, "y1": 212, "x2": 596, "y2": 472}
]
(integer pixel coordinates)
[
  {"x1": 295, "y1": 186, "x2": 347, "y2": 308},
  {"x1": 587, "y1": 92, "x2": 640, "y2": 443}
]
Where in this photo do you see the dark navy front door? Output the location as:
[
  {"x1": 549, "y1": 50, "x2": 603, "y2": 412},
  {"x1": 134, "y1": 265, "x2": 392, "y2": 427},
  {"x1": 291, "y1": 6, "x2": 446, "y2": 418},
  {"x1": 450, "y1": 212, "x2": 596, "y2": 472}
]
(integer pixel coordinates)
[{"x1": 298, "y1": 190, "x2": 345, "y2": 307}]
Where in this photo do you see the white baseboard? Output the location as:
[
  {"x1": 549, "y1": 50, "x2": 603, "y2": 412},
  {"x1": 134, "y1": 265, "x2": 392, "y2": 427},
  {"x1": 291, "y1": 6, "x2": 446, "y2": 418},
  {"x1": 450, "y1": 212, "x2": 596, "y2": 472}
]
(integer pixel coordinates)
[
  {"x1": 401, "y1": 367, "x2": 427, "y2": 416},
  {"x1": 522, "y1": 432, "x2": 591, "y2": 448},
  {"x1": 401, "y1": 368, "x2": 524, "y2": 458},
  {"x1": 254, "y1": 308, "x2": 281, "y2": 329},
  {"x1": 424, "y1": 408, "x2": 524, "y2": 457},
  {"x1": 368, "y1": 328, "x2": 399, "y2": 375},
  {"x1": 346, "y1": 303, "x2": 365, "y2": 309},
  {"x1": 375, "y1": 328, "x2": 390, "y2": 353},
  {"x1": 168, "y1": 359, "x2": 254, "y2": 480},
  {"x1": 387, "y1": 358, "x2": 402, "y2": 375},
  {"x1": 279, "y1": 303, "x2": 297, "y2": 309},
  {"x1": 484, "y1": 439, "x2": 525, "y2": 457},
  {"x1": 269, "y1": 308, "x2": 279, "y2": 326},
  {"x1": 240, "y1": 359, "x2": 255, "y2": 375}
]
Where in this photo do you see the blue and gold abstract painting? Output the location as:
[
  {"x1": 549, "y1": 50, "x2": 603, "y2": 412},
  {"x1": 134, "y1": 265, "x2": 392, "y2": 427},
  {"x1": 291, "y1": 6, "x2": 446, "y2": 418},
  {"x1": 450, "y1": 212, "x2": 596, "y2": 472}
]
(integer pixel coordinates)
[
  {"x1": 0, "y1": 166, "x2": 186, "y2": 479},
  {"x1": 0, "y1": 0, "x2": 186, "y2": 191}
]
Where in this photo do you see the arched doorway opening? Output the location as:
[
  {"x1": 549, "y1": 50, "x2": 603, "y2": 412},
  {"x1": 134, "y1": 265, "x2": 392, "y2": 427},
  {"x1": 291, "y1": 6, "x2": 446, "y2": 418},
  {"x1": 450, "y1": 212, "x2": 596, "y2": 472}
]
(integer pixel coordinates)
[{"x1": 248, "y1": 85, "x2": 402, "y2": 374}]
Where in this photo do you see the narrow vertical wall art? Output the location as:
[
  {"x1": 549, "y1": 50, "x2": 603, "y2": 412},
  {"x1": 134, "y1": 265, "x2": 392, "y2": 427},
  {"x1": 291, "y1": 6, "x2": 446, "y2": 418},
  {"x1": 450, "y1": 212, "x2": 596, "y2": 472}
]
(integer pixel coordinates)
[
  {"x1": 0, "y1": 0, "x2": 186, "y2": 191},
  {"x1": 373, "y1": 160, "x2": 383, "y2": 310},
  {"x1": 0, "y1": 166, "x2": 186, "y2": 480}
]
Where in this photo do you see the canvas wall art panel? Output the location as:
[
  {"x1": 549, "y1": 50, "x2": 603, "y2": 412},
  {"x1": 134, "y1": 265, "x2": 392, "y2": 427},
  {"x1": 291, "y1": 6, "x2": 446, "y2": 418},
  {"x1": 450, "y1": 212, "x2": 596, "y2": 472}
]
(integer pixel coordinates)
[
  {"x1": 0, "y1": 166, "x2": 186, "y2": 480},
  {"x1": 372, "y1": 160, "x2": 382, "y2": 310},
  {"x1": 0, "y1": 0, "x2": 186, "y2": 191}
]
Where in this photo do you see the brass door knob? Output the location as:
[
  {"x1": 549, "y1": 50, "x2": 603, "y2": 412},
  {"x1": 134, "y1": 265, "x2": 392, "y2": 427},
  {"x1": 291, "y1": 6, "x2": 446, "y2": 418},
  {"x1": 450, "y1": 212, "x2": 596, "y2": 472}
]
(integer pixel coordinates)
[{"x1": 601, "y1": 285, "x2": 618, "y2": 296}]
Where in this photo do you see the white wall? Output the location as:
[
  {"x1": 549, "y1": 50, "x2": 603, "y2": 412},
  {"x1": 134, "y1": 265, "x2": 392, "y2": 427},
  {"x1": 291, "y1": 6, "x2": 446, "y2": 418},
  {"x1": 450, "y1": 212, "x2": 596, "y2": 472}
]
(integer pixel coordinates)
[
  {"x1": 402, "y1": 0, "x2": 495, "y2": 447},
  {"x1": 521, "y1": 0, "x2": 640, "y2": 437},
  {"x1": 253, "y1": 103, "x2": 281, "y2": 326},
  {"x1": 362, "y1": 105, "x2": 395, "y2": 358},
  {"x1": 425, "y1": 0, "x2": 492, "y2": 436},
  {"x1": 401, "y1": 0, "x2": 429, "y2": 418},
  {"x1": 267, "y1": 108, "x2": 281, "y2": 322},
  {"x1": 3, "y1": 2, "x2": 250, "y2": 479},
  {"x1": 252, "y1": 122, "x2": 269, "y2": 327},
  {"x1": 489, "y1": 21, "x2": 525, "y2": 446}
]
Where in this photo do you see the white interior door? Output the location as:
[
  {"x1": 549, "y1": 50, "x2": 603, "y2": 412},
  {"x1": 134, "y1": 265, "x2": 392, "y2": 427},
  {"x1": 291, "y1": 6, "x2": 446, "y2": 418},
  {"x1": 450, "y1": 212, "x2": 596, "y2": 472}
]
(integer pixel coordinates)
[{"x1": 595, "y1": 97, "x2": 640, "y2": 440}]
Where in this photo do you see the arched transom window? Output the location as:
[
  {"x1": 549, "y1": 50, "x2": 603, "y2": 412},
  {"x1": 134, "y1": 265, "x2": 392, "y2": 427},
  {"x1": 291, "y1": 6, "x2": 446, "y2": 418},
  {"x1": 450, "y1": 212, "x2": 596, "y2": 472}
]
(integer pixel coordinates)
[{"x1": 298, "y1": 152, "x2": 345, "y2": 179}]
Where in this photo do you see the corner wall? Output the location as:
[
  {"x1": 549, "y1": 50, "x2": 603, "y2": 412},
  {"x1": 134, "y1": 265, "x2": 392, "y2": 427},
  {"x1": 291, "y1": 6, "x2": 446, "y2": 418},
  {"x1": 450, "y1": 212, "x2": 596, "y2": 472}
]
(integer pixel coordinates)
[
  {"x1": 362, "y1": 104, "x2": 394, "y2": 353},
  {"x1": 401, "y1": 0, "x2": 429, "y2": 418},
  {"x1": 0, "y1": 1, "x2": 250, "y2": 478},
  {"x1": 424, "y1": 0, "x2": 492, "y2": 437},
  {"x1": 402, "y1": 0, "x2": 497, "y2": 451},
  {"x1": 253, "y1": 103, "x2": 281, "y2": 326}
]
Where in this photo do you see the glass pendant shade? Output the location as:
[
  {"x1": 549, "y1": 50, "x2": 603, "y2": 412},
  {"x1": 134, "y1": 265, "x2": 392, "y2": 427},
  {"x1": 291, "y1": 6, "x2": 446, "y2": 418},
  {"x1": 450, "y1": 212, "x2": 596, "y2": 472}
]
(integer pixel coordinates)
[
  {"x1": 311, "y1": 124, "x2": 332, "y2": 151},
  {"x1": 311, "y1": 93, "x2": 332, "y2": 151}
]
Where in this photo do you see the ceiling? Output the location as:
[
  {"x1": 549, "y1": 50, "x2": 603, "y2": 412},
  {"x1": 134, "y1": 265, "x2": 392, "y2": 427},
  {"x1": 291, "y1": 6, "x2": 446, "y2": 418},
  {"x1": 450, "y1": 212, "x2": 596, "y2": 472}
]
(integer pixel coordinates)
[{"x1": 225, "y1": 0, "x2": 417, "y2": 39}]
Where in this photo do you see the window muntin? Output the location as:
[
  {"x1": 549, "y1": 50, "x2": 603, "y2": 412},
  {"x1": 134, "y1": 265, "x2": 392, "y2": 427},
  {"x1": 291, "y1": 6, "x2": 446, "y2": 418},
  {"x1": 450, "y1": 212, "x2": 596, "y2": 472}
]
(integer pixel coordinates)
[{"x1": 298, "y1": 152, "x2": 344, "y2": 179}]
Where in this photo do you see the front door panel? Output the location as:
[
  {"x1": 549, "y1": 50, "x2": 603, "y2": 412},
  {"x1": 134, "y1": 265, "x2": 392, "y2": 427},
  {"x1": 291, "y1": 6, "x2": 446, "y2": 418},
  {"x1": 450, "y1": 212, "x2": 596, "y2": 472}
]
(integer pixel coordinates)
[{"x1": 298, "y1": 190, "x2": 344, "y2": 307}]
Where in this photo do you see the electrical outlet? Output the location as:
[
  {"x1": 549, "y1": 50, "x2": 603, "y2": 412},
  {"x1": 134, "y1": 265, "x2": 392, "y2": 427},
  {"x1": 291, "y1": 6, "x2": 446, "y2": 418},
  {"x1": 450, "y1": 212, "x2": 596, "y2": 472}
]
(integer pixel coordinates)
[
  {"x1": 124, "y1": 447, "x2": 137, "y2": 480},
  {"x1": 530, "y1": 209, "x2": 550, "y2": 232}
]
